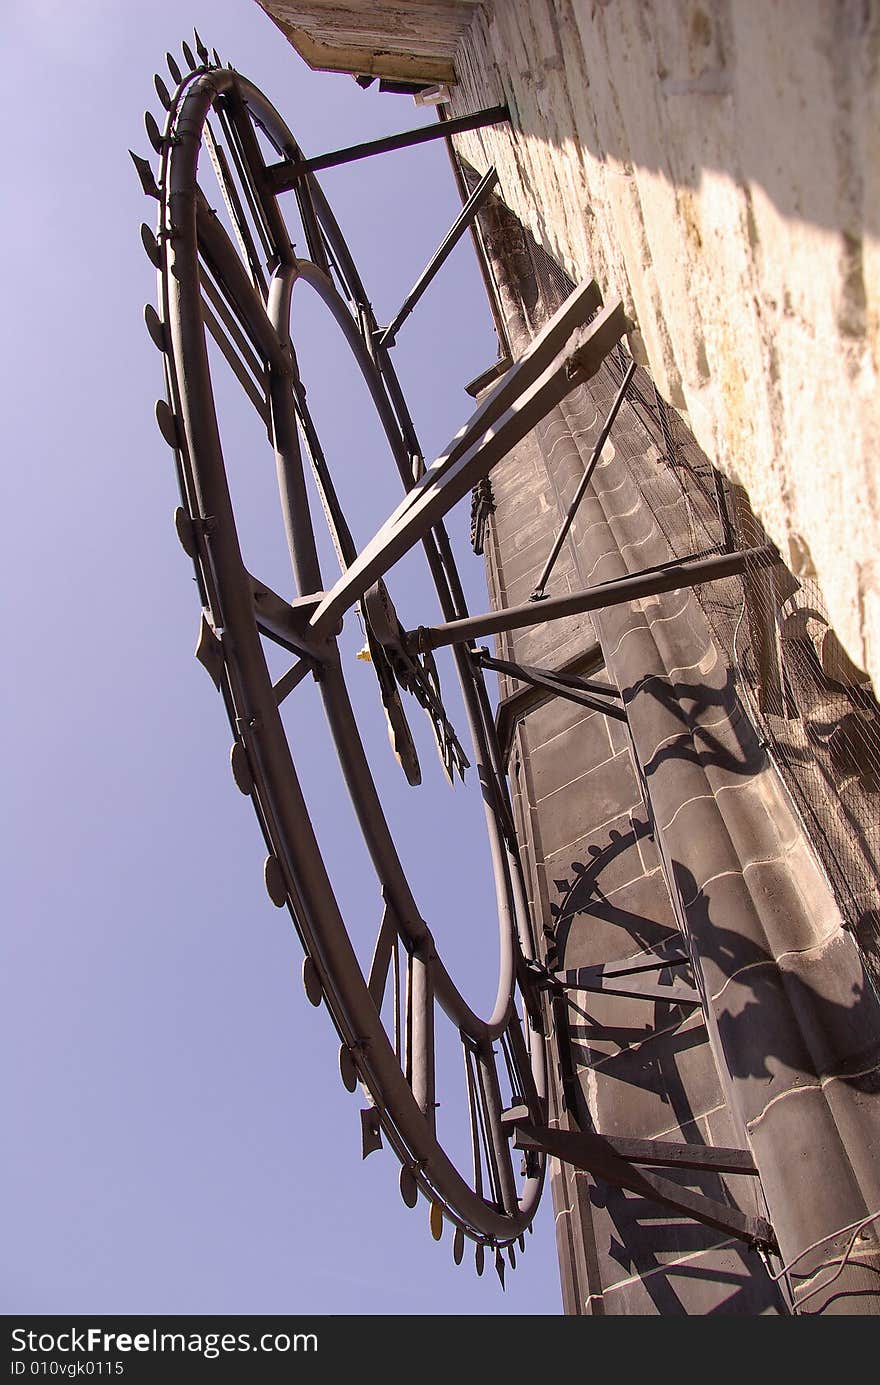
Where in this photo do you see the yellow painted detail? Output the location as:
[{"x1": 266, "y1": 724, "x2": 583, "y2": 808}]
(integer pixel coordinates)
[{"x1": 430, "y1": 1201, "x2": 443, "y2": 1241}]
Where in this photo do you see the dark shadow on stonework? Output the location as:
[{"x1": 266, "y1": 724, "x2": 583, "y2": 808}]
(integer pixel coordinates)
[
  {"x1": 632, "y1": 666, "x2": 767, "y2": 780},
  {"x1": 567, "y1": 1014, "x2": 707, "y2": 1102},
  {"x1": 807, "y1": 1277, "x2": 880, "y2": 1317},
  {"x1": 547, "y1": 1000, "x2": 781, "y2": 1315},
  {"x1": 548, "y1": 818, "x2": 677, "y2": 965},
  {"x1": 856, "y1": 911, "x2": 880, "y2": 996},
  {"x1": 537, "y1": 837, "x2": 788, "y2": 1311},
  {"x1": 548, "y1": 819, "x2": 701, "y2": 1129},
  {"x1": 589, "y1": 1178, "x2": 785, "y2": 1316},
  {"x1": 560, "y1": 1041, "x2": 785, "y2": 1314},
  {"x1": 465, "y1": 160, "x2": 872, "y2": 1312},
  {"x1": 543, "y1": 824, "x2": 784, "y2": 1312},
  {"x1": 553, "y1": 879, "x2": 678, "y2": 958},
  {"x1": 671, "y1": 862, "x2": 880, "y2": 1094},
  {"x1": 562, "y1": 996, "x2": 690, "y2": 1055},
  {"x1": 570, "y1": 1028, "x2": 717, "y2": 1205},
  {"x1": 472, "y1": 163, "x2": 879, "y2": 1001}
]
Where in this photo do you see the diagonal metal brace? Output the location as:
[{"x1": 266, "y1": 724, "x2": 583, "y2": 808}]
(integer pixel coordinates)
[
  {"x1": 531, "y1": 358, "x2": 637, "y2": 601},
  {"x1": 473, "y1": 649, "x2": 628, "y2": 722},
  {"x1": 265, "y1": 104, "x2": 511, "y2": 190},
  {"x1": 409, "y1": 545, "x2": 779, "y2": 653},
  {"x1": 493, "y1": 642, "x2": 605, "y2": 766},
  {"x1": 308, "y1": 284, "x2": 626, "y2": 641},
  {"x1": 599, "y1": 937, "x2": 691, "y2": 969},
  {"x1": 501, "y1": 1108, "x2": 757, "y2": 1176},
  {"x1": 503, "y1": 1117, "x2": 776, "y2": 1251},
  {"x1": 524, "y1": 945, "x2": 700, "y2": 1007},
  {"x1": 379, "y1": 166, "x2": 499, "y2": 348}
]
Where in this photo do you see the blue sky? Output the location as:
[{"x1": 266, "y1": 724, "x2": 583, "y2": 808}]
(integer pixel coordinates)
[{"x1": 0, "y1": 0, "x2": 561, "y2": 1314}]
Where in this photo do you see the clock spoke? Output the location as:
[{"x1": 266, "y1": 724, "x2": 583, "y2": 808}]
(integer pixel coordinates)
[
  {"x1": 271, "y1": 656, "x2": 314, "y2": 705},
  {"x1": 195, "y1": 190, "x2": 284, "y2": 368},
  {"x1": 199, "y1": 266, "x2": 266, "y2": 387},
  {"x1": 308, "y1": 293, "x2": 626, "y2": 642},
  {"x1": 367, "y1": 898, "x2": 398, "y2": 1009}
]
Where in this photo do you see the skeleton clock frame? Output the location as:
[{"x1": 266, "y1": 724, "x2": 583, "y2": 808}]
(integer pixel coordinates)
[{"x1": 137, "y1": 37, "x2": 778, "y2": 1279}]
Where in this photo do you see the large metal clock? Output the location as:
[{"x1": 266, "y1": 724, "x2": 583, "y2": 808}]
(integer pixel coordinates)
[{"x1": 137, "y1": 35, "x2": 631, "y2": 1278}]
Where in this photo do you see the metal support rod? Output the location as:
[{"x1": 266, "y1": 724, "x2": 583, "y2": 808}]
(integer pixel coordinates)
[
  {"x1": 409, "y1": 949, "x2": 436, "y2": 1134},
  {"x1": 379, "y1": 167, "x2": 499, "y2": 347},
  {"x1": 195, "y1": 191, "x2": 287, "y2": 370},
  {"x1": 221, "y1": 84, "x2": 293, "y2": 265},
  {"x1": 308, "y1": 287, "x2": 623, "y2": 641},
  {"x1": 500, "y1": 1108, "x2": 757, "y2": 1175},
  {"x1": 494, "y1": 641, "x2": 605, "y2": 766},
  {"x1": 477, "y1": 1041, "x2": 519, "y2": 1215},
  {"x1": 202, "y1": 119, "x2": 267, "y2": 295},
  {"x1": 272, "y1": 656, "x2": 314, "y2": 705},
  {"x1": 474, "y1": 651, "x2": 628, "y2": 721},
  {"x1": 713, "y1": 469, "x2": 737, "y2": 553},
  {"x1": 463, "y1": 1041, "x2": 485, "y2": 1199},
  {"x1": 532, "y1": 358, "x2": 637, "y2": 600},
  {"x1": 409, "y1": 546, "x2": 778, "y2": 653},
  {"x1": 199, "y1": 267, "x2": 266, "y2": 383},
  {"x1": 200, "y1": 296, "x2": 269, "y2": 424},
  {"x1": 584, "y1": 1136, "x2": 757, "y2": 1176},
  {"x1": 265, "y1": 105, "x2": 511, "y2": 192},
  {"x1": 564, "y1": 940, "x2": 690, "y2": 978},
  {"x1": 509, "y1": 1121, "x2": 777, "y2": 1250},
  {"x1": 440, "y1": 111, "x2": 512, "y2": 358}
]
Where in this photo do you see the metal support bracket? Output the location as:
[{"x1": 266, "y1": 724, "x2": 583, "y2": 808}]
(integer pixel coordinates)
[
  {"x1": 523, "y1": 938, "x2": 700, "y2": 1006},
  {"x1": 500, "y1": 1113, "x2": 776, "y2": 1251},
  {"x1": 492, "y1": 642, "x2": 605, "y2": 766},
  {"x1": 308, "y1": 282, "x2": 625, "y2": 641},
  {"x1": 379, "y1": 166, "x2": 499, "y2": 348},
  {"x1": 409, "y1": 545, "x2": 779, "y2": 653},
  {"x1": 248, "y1": 577, "x2": 333, "y2": 656},
  {"x1": 473, "y1": 648, "x2": 626, "y2": 721},
  {"x1": 265, "y1": 104, "x2": 511, "y2": 191},
  {"x1": 531, "y1": 357, "x2": 637, "y2": 601}
]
